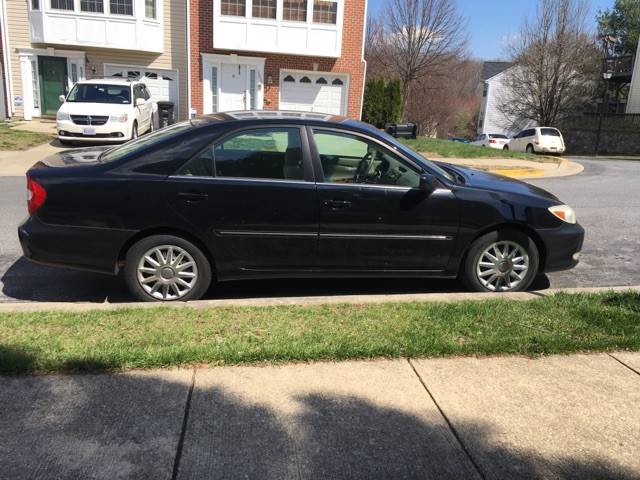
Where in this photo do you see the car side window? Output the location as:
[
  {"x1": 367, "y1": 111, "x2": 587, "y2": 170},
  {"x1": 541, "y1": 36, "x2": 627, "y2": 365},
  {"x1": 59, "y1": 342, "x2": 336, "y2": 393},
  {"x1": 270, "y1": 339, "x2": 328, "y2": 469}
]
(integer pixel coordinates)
[
  {"x1": 176, "y1": 147, "x2": 214, "y2": 177},
  {"x1": 214, "y1": 128, "x2": 305, "y2": 181},
  {"x1": 312, "y1": 129, "x2": 421, "y2": 188},
  {"x1": 142, "y1": 85, "x2": 151, "y2": 100}
]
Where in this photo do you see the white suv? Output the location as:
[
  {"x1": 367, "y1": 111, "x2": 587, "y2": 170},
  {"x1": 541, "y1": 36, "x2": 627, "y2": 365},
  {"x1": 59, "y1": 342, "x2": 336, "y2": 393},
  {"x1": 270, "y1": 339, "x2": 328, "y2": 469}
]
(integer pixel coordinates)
[
  {"x1": 510, "y1": 127, "x2": 566, "y2": 154},
  {"x1": 56, "y1": 79, "x2": 155, "y2": 145}
]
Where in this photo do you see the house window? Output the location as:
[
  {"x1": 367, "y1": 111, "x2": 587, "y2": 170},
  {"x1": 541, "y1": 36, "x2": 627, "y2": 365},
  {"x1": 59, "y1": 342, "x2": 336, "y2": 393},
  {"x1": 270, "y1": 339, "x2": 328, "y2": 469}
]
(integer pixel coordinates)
[
  {"x1": 31, "y1": 0, "x2": 40, "y2": 10},
  {"x1": 71, "y1": 64, "x2": 78, "y2": 83},
  {"x1": 482, "y1": 83, "x2": 488, "y2": 97},
  {"x1": 283, "y1": 75, "x2": 295, "y2": 82},
  {"x1": 316, "y1": 77, "x2": 327, "y2": 84},
  {"x1": 300, "y1": 76, "x2": 311, "y2": 83},
  {"x1": 221, "y1": 0, "x2": 245, "y2": 16},
  {"x1": 211, "y1": 67, "x2": 218, "y2": 112},
  {"x1": 31, "y1": 60, "x2": 39, "y2": 109},
  {"x1": 313, "y1": 0, "x2": 337, "y2": 24},
  {"x1": 110, "y1": 0, "x2": 133, "y2": 15},
  {"x1": 145, "y1": 0, "x2": 156, "y2": 18},
  {"x1": 252, "y1": 0, "x2": 276, "y2": 19},
  {"x1": 51, "y1": 0, "x2": 74, "y2": 10},
  {"x1": 331, "y1": 78, "x2": 343, "y2": 85},
  {"x1": 249, "y1": 69, "x2": 256, "y2": 110},
  {"x1": 283, "y1": 0, "x2": 306, "y2": 21},
  {"x1": 81, "y1": 0, "x2": 104, "y2": 13}
]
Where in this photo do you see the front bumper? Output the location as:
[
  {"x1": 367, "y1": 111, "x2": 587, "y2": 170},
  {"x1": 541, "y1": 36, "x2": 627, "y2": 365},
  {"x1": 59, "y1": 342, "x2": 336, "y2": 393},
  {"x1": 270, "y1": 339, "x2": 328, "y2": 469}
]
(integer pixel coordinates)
[
  {"x1": 537, "y1": 222, "x2": 585, "y2": 273},
  {"x1": 57, "y1": 119, "x2": 130, "y2": 142}
]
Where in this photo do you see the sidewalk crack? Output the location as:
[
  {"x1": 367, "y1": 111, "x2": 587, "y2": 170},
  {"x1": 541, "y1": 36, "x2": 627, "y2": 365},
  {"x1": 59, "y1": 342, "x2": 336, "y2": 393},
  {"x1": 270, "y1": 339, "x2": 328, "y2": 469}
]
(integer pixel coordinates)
[
  {"x1": 171, "y1": 367, "x2": 197, "y2": 480},
  {"x1": 407, "y1": 358, "x2": 487, "y2": 480},
  {"x1": 608, "y1": 353, "x2": 640, "y2": 377}
]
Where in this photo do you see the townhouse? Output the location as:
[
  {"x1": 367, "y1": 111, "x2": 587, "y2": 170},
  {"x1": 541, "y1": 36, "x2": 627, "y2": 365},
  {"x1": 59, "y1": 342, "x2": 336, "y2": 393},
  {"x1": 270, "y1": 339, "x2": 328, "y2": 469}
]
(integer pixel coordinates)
[{"x1": 0, "y1": 0, "x2": 367, "y2": 122}]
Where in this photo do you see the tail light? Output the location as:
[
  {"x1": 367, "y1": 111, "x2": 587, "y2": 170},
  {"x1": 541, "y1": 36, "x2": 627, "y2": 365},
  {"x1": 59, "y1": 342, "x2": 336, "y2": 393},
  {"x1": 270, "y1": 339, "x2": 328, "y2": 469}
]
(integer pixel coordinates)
[
  {"x1": 489, "y1": 139, "x2": 497, "y2": 144},
  {"x1": 27, "y1": 176, "x2": 47, "y2": 215}
]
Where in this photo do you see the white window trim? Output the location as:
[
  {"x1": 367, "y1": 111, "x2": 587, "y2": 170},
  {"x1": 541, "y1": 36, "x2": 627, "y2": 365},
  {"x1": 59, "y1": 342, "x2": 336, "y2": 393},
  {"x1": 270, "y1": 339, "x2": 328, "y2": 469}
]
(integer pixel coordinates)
[
  {"x1": 17, "y1": 48, "x2": 85, "y2": 120},
  {"x1": 278, "y1": 68, "x2": 349, "y2": 116},
  {"x1": 201, "y1": 53, "x2": 265, "y2": 114}
]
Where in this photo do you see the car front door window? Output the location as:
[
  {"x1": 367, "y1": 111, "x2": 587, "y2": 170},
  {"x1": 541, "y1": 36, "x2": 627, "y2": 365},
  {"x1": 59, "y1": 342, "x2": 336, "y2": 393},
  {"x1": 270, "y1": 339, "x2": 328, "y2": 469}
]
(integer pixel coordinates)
[{"x1": 312, "y1": 130, "x2": 421, "y2": 188}]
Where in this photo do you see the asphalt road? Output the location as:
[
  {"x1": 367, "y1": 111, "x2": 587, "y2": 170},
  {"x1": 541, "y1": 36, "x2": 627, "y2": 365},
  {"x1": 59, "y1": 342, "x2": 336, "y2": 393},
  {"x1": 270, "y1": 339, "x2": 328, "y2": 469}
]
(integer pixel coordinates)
[{"x1": 0, "y1": 158, "x2": 638, "y2": 303}]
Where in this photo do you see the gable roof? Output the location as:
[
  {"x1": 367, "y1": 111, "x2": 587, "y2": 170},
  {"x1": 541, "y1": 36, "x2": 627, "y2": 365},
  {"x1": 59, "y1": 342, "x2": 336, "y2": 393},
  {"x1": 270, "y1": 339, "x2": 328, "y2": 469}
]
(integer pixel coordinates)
[{"x1": 481, "y1": 62, "x2": 513, "y2": 81}]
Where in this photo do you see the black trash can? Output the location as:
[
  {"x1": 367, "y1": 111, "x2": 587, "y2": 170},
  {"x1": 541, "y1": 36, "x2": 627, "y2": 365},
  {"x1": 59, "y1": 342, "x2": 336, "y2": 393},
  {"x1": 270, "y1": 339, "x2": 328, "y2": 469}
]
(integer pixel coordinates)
[
  {"x1": 385, "y1": 122, "x2": 417, "y2": 139},
  {"x1": 157, "y1": 101, "x2": 175, "y2": 129}
]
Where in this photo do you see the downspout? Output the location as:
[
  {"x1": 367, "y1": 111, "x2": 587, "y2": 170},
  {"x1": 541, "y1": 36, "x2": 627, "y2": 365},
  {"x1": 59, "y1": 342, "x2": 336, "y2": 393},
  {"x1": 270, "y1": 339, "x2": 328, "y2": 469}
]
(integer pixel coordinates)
[
  {"x1": 358, "y1": 0, "x2": 368, "y2": 120},
  {"x1": 0, "y1": 0, "x2": 13, "y2": 118}
]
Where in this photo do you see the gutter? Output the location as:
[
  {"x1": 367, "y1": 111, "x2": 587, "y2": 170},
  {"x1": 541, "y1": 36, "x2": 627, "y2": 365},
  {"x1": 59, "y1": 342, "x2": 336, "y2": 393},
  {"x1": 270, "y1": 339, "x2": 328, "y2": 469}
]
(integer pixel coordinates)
[{"x1": 358, "y1": 0, "x2": 368, "y2": 120}]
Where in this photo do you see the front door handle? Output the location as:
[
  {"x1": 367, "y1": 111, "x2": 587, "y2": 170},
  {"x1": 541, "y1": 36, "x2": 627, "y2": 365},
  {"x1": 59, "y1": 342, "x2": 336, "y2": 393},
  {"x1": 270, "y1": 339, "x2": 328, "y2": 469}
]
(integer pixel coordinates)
[
  {"x1": 177, "y1": 192, "x2": 208, "y2": 203},
  {"x1": 324, "y1": 199, "x2": 352, "y2": 209}
]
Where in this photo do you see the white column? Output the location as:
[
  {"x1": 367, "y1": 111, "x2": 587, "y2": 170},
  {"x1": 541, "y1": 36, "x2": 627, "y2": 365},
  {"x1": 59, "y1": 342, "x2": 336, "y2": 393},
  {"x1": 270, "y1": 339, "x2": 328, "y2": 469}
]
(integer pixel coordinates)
[{"x1": 19, "y1": 53, "x2": 35, "y2": 120}]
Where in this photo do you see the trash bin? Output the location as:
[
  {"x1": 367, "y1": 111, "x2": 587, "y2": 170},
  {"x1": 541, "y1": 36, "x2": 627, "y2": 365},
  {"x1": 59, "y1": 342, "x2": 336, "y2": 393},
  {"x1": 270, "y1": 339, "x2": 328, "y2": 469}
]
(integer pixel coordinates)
[
  {"x1": 385, "y1": 123, "x2": 417, "y2": 139},
  {"x1": 157, "y1": 101, "x2": 175, "y2": 129}
]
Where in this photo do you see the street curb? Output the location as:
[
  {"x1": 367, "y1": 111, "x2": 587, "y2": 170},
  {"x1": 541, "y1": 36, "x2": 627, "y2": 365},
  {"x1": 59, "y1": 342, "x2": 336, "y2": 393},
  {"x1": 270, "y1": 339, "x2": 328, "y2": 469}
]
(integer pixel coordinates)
[{"x1": 0, "y1": 285, "x2": 637, "y2": 313}]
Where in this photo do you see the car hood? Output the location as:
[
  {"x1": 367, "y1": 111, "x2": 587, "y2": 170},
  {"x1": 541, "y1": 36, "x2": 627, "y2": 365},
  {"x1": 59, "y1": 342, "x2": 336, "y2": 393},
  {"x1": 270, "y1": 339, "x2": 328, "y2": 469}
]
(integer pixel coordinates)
[
  {"x1": 35, "y1": 146, "x2": 112, "y2": 168},
  {"x1": 59, "y1": 102, "x2": 132, "y2": 115},
  {"x1": 440, "y1": 163, "x2": 560, "y2": 202}
]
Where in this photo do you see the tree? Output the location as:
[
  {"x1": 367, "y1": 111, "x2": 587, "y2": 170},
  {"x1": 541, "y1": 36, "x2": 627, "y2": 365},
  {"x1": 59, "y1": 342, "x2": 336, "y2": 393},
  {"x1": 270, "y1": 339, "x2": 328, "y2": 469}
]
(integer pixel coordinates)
[
  {"x1": 499, "y1": 0, "x2": 600, "y2": 129},
  {"x1": 362, "y1": 78, "x2": 403, "y2": 128},
  {"x1": 597, "y1": 0, "x2": 640, "y2": 56},
  {"x1": 373, "y1": 0, "x2": 467, "y2": 120}
]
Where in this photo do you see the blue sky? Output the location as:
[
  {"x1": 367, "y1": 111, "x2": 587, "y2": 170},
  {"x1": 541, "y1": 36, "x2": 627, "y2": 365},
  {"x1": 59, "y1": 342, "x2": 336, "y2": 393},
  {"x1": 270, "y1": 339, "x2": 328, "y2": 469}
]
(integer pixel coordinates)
[{"x1": 367, "y1": 0, "x2": 615, "y2": 60}]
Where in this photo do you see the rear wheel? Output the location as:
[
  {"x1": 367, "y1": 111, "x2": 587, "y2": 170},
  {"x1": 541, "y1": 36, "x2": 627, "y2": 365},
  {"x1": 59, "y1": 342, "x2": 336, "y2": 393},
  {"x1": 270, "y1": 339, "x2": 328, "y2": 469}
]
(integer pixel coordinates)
[
  {"x1": 462, "y1": 230, "x2": 539, "y2": 293},
  {"x1": 526, "y1": 144, "x2": 535, "y2": 154},
  {"x1": 124, "y1": 235, "x2": 212, "y2": 302},
  {"x1": 503, "y1": 145, "x2": 509, "y2": 151}
]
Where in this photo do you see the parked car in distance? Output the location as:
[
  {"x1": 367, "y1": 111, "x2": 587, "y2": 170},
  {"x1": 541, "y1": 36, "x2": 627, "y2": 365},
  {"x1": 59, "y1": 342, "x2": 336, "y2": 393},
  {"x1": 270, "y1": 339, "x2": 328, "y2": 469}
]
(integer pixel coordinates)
[
  {"x1": 20, "y1": 111, "x2": 584, "y2": 302},
  {"x1": 56, "y1": 78, "x2": 155, "y2": 145},
  {"x1": 448, "y1": 137, "x2": 470, "y2": 144},
  {"x1": 509, "y1": 127, "x2": 566, "y2": 154},
  {"x1": 471, "y1": 133, "x2": 510, "y2": 150}
]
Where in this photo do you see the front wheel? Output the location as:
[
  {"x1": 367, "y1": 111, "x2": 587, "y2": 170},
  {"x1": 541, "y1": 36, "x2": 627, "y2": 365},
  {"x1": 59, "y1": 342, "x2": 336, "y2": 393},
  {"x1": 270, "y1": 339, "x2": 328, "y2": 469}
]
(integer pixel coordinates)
[
  {"x1": 124, "y1": 235, "x2": 212, "y2": 302},
  {"x1": 461, "y1": 230, "x2": 539, "y2": 293},
  {"x1": 131, "y1": 122, "x2": 138, "y2": 140},
  {"x1": 526, "y1": 144, "x2": 535, "y2": 154}
]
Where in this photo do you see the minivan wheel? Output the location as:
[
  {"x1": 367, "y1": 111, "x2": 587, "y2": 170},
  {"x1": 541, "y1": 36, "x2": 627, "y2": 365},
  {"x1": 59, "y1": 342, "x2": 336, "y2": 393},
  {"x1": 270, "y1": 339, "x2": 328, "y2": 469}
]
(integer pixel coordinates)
[
  {"x1": 462, "y1": 230, "x2": 539, "y2": 293},
  {"x1": 131, "y1": 122, "x2": 138, "y2": 140},
  {"x1": 124, "y1": 235, "x2": 212, "y2": 302},
  {"x1": 503, "y1": 145, "x2": 509, "y2": 151},
  {"x1": 526, "y1": 144, "x2": 535, "y2": 154}
]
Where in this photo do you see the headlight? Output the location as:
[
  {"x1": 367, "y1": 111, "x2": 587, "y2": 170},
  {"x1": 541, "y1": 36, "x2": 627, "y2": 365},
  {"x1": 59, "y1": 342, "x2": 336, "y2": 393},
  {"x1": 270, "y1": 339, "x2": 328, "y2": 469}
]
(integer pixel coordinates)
[
  {"x1": 56, "y1": 110, "x2": 70, "y2": 122},
  {"x1": 548, "y1": 204, "x2": 576, "y2": 224},
  {"x1": 109, "y1": 113, "x2": 128, "y2": 122}
]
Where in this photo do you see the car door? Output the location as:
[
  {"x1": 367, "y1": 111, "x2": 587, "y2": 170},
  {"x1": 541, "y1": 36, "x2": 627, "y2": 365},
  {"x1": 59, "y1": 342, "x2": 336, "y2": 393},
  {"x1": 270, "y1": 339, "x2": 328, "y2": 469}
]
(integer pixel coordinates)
[
  {"x1": 512, "y1": 131, "x2": 523, "y2": 151},
  {"x1": 141, "y1": 85, "x2": 154, "y2": 129},
  {"x1": 133, "y1": 85, "x2": 150, "y2": 131},
  {"x1": 165, "y1": 125, "x2": 319, "y2": 278},
  {"x1": 309, "y1": 127, "x2": 459, "y2": 272}
]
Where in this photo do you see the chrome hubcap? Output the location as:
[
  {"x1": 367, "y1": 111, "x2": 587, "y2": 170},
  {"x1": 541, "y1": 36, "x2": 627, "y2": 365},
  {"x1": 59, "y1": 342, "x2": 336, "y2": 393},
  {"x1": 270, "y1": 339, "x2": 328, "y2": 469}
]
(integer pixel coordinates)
[
  {"x1": 137, "y1": 245, "x2": 198, "y2": 300},
  {"x1": 476, "y1": 241, "x2": 529, "y2": 292}
]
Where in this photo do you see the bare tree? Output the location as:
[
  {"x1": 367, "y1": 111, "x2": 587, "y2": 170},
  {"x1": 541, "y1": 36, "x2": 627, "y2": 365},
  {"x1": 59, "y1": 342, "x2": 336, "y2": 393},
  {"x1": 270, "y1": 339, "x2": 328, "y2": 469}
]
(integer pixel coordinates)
[
  {"x1": 500, "y1": 0, "x2": 600, "y2": 129},
  {"x1": 376, "y1": 0, "x2": 467, "y2": 119}
]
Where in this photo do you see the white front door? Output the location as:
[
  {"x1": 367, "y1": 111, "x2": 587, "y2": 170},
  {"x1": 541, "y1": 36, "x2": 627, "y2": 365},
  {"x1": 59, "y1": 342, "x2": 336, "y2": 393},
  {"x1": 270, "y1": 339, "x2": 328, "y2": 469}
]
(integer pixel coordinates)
[{"x1": 220, "y1": 63, "x2": 247, "y2": 111}]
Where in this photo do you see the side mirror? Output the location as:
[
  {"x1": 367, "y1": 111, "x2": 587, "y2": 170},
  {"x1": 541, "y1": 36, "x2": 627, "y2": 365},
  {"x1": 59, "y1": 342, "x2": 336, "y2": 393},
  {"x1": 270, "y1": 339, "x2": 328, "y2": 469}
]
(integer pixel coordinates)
[
  {"x1": 135, "y1": 98, "x2": 145, "y2": 107},
  {"x1": 419, "y1": 173, "x2": 440, "y2": 192},
  {"x1": 58, "y1": 95, "x2": 66, "y2": 103}
]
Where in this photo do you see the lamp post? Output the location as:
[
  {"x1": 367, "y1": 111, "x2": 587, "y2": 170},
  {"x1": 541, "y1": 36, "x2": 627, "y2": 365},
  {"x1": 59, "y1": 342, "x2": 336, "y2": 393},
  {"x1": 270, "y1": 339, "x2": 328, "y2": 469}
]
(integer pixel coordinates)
[{"x1": 595, "y1": 72, "x2": 613, "y2": 156}]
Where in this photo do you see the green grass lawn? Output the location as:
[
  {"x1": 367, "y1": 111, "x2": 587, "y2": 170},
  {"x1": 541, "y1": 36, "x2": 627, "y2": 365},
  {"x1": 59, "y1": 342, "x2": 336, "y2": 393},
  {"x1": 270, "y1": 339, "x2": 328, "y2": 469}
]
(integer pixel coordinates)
[
  {"x1": 1, "y1": 291, "x2": 638, "y2": 374},
  {"x1": 401, "y1": 137, "x2": 552, "y2": 161},
  {"x1": 0, "y1": 123, "x2": 54, "y2": 151}
]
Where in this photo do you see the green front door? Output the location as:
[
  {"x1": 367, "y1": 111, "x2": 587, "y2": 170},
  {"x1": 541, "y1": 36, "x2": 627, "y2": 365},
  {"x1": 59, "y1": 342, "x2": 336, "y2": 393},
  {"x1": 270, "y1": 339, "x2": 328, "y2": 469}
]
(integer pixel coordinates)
[{"x1": 38, "y1": 56, "x2": 68, "y2": 117}]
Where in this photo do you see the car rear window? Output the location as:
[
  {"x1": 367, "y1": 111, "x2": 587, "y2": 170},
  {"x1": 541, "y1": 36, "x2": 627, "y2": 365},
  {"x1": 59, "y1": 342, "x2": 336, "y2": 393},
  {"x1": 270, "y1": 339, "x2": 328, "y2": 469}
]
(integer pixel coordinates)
[
  {"x1": 489, "y1": 134, "x2": 508, "y2": 139},
  {"x1": 66, "y1": 84, "x2": 132, "y2": 104},
  {"x1": 541, "y1": 128, "x2": 561, "y2": 137}
]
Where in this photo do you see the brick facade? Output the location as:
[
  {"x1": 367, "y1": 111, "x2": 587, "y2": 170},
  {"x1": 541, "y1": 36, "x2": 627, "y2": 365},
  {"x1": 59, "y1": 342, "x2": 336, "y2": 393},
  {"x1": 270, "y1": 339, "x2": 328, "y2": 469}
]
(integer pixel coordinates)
[{"x1": 189, "y1": 0, "x2": 366, "y2": 119}]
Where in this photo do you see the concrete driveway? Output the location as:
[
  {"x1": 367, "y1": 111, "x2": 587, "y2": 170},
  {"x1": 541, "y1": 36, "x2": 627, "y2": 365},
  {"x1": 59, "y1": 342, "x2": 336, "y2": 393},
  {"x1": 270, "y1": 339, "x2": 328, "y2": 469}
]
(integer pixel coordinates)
[{"x1": 0, "y1": 158, "x2": 638, "y2": 303}]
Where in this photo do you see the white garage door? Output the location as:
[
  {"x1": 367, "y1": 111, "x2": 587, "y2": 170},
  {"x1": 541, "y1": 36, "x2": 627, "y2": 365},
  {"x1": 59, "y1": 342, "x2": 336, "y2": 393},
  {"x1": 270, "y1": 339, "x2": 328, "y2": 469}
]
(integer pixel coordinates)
[
  {"x1": 104, "y1": 65, "x2": 179, "y2": 110},
  {"x1": 280, "y1": 71, "x2": 347, "y2": 115}
]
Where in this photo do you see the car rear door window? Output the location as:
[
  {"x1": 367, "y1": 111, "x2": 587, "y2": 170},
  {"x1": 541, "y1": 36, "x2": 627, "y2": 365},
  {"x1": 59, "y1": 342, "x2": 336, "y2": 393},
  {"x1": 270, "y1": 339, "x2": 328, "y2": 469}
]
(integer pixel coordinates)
[
  {"x1": 541, "y1": 128, "x2": 561, "y2": 137},
  {"x1": 312, "y1": 129, "x2": 421, "y2": 188},
  {"x1": 214, "y1": 128, "x2": 305, "y2": 181}
]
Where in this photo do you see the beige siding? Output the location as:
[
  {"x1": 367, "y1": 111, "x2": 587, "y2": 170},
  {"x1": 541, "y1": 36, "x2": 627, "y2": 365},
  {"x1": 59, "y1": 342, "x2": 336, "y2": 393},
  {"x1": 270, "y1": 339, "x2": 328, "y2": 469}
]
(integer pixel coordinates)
[{"x1": 4, "y1": 0, "x2": 188, "y2": 119}]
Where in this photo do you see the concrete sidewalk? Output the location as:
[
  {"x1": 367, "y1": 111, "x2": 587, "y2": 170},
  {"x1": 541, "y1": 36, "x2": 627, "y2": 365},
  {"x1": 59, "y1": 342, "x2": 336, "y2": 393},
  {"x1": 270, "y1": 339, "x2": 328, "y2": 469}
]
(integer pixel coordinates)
[
  {"x1": 1, "y1": 353, "x2": 638, "y2": 479},
  {"x1": 0, "y1": 141, "x2": 66, "y2": 176}
]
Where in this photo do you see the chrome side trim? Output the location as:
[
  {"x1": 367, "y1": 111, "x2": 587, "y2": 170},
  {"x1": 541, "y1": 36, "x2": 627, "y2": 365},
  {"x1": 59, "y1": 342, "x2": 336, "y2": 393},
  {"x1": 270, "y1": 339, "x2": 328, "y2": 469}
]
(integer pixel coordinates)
[
  {"x1": 169, "y1": 175, "x2": 312, "y2": 186},
  {"x1": 321, "y1": 233, "x2": 453, "y2": 241},
  {"x1": 216, "y1": 230, "x2": 317, "y2": 237}
]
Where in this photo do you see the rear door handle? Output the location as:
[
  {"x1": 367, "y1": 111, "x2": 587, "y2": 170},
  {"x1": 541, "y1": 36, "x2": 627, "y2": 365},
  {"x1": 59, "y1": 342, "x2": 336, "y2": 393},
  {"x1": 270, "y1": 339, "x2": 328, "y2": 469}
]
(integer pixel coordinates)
[
  {"x1": 324, "y1": 199, "x2": 352, "y2": 209},
  {"x1": 177, "y1": 192, "x2": 208, "y2": 203}
]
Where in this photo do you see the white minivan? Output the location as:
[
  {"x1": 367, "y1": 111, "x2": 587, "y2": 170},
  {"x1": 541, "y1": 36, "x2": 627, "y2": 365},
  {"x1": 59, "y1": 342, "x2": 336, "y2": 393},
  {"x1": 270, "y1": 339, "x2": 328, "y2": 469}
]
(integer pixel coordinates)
[
  {"x1": 56, "y1": 79, "x2": 155, "y2": 145},
  {"x1": 510, "y1": 127, "x2": 566, "y2": 154}
]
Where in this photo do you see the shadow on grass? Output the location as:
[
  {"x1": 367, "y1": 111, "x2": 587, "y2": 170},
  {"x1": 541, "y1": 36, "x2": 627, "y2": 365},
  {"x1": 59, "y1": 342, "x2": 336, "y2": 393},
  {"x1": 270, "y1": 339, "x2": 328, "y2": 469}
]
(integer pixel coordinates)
[{"x1": 0, "y1": 368, "x2": 638, "y2": 479}]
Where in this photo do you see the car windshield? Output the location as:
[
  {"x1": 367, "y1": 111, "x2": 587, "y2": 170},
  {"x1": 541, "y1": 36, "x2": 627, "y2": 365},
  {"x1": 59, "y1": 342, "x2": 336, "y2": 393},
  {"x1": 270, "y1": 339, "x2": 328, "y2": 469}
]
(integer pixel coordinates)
[
  {"x1": 352, "y1": 122, "x2": 455, "y2": 182},
  {"x1": 66, "y1": 84, "x2": 131, "y2": 104},
  {"x1": 100, "y1": 121, "x2": 193, "y2": 163},
  {"x1": 541, "y1": 128, "x2": 561, "y2": 137},
  {"x1": 489, "y1": 134, "x2": 508, "y2": 139}
]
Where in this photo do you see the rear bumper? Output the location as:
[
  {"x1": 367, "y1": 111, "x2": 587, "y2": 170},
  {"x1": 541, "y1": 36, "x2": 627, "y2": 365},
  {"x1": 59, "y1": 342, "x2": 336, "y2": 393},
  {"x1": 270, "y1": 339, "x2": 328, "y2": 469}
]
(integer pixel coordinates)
[
  {"x1": 537, "y1": 222, "x2": 585, "y2": 273},
  {"x1": 18, "y1": 216, "x2": 134, "y2": 275}
]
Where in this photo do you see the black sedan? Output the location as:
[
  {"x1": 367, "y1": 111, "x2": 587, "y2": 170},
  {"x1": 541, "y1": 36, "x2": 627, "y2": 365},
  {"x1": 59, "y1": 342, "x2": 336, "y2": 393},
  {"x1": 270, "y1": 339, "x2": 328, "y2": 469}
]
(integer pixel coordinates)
[{"x1": 19, "y1": 112, "x2": 584, "y2": 302}]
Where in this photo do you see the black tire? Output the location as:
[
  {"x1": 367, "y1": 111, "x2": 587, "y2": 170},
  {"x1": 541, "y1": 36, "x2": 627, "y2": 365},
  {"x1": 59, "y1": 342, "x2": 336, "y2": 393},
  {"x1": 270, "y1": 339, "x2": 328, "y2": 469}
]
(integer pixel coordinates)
[
  {"x1": 461, "y1": 229, "x2": 539, "y2": 293},
  {"x1": 526, "y1": 144, "x2": 535, "y2": 154},
  {"x1": 131, "y1": 121, "x2": 138, "y2": 140},
  {"x1": 124, "y1": 234, "x2": 212, "y2": 302},
  {"x1": 503, "y1": 145, "x2": 509, "y2": 151}
]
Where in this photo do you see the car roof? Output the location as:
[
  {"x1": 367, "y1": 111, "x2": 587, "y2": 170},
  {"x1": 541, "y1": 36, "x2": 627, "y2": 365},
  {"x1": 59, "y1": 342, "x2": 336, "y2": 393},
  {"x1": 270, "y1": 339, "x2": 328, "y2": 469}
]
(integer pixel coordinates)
[{"x1": 75, "y1": 78, "x2": 135, "y2": 86}]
